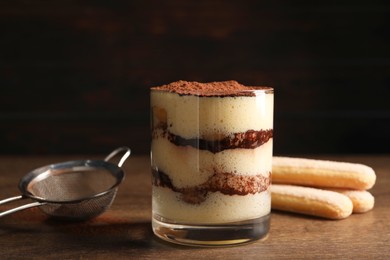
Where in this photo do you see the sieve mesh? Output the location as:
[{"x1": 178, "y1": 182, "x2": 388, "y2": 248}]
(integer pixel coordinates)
[
  {"x1": 26, "y1": 167, "x2": 119, "y2": 220},
  {"x1": 0, "y1": 147, "x2": 130, "y2": 221},
  {"x1": 27, "y1": 167, "x2": 117, "y2": 201},
  {"x1": 39, "y1": 190, "x2": 117, "y2": 220}
]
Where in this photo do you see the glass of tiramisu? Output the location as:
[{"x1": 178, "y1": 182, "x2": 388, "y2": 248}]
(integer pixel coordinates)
[{"x1": 150, "y1": 80, "x2": 273, "y2": 246}]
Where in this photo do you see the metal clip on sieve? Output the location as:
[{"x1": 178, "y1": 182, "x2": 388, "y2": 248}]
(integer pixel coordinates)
[{"x1": 0, "y1": 147, "x2": 131, "y2": 221}]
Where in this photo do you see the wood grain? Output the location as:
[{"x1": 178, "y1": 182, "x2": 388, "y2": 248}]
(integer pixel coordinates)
[{"x1": 0, "y1": 154, "x2": 389, "y2": 258}]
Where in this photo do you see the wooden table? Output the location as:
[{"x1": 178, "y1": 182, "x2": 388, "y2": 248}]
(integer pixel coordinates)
[{"x1": 0, "y1": 154, "x2": 389, "y2": 259}]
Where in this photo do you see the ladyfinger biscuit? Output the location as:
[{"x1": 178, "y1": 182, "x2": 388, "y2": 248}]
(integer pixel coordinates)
[
  {"x1": 272, "y1": 157, "x2": 376, "y2": 190},
  {"x1": 328, "y1": 188, "x2": 375, "y2": 213},
  {"x1": 271, "y1": 184, "x2": 353, "y2": 220}
]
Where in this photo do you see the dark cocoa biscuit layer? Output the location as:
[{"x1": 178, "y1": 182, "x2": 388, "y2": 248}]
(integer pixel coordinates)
[
  {"x1": 152, "y1": 169, "x2": 271, "y2": 204},
  {"x1": 152, "y1": 128, "x2": 273, "y2": 153},
  {"x1": 151, "y1": 80, "x2": 272, "y2": 97}
]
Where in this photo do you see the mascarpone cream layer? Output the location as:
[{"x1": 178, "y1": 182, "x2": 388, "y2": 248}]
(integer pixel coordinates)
[
  {"x1": 153, "y1": 187, "x2": 271, "y2": 224},
  {"x1": 151, "y1": 136, "x2": 273, "y2": 188},
  {"x1": 151, "y1": 91, "x2": 274, "y2": 139}
]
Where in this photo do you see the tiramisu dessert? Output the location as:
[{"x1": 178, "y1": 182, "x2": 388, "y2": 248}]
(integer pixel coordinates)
[{"x1": 150, "y1": 80, "x2": 273, "y2": 245}]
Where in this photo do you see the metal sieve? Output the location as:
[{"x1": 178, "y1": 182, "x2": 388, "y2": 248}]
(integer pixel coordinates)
[{"x1": 0, "y1": 147, "x2": 131, "y2": 221}]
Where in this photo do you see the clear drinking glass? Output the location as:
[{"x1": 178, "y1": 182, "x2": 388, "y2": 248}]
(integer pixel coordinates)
[{"x1": 150, "y1": 86, "x2": 274, "y2": 246}]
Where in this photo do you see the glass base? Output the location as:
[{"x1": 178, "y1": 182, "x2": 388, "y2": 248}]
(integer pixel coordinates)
[{"x1": 152, "y1": 214, "x2": 270, "y2": 247}]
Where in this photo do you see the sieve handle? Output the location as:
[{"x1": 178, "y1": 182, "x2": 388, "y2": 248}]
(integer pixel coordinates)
[
  {"x1": 0, "y1": 195, "x2": 46, "y2": 218},
  {"x1": 104, "y1": 146, "x2": 131, "y2": 167}
]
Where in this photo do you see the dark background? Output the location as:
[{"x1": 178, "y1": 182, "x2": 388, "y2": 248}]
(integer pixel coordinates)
[{"x1": 1, "y1": 0, "x2": 389, "y2": 155}]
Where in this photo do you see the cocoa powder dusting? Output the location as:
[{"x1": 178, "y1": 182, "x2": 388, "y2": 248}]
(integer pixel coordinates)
[{"x1": 151, "y1": 80, "x2": 272, "y2": 97}]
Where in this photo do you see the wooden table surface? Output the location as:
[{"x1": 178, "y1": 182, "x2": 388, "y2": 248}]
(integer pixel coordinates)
[{"x1": 0, "y1": 154, "x2": 389, "y2": 259}]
